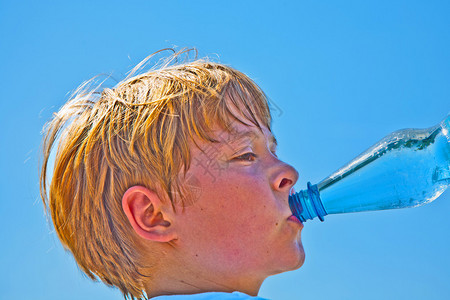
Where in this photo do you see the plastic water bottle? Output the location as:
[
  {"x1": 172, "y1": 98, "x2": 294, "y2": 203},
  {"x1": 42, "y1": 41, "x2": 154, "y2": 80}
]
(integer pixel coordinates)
[{"x1": 289, "y1": 115, "x2": 450, "y2": 222}]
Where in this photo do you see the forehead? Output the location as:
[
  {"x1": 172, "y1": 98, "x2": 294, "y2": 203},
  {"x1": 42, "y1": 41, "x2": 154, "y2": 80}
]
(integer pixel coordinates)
[
  {"x1": 214, "y1": 86, "x2": 272, "y2": 139},
  {"x1": 191, "y1": 121, "x2": 277, "y2": 154},
  {"x1": 218, "y1": 125, "x2": 277, "y2": 147}
]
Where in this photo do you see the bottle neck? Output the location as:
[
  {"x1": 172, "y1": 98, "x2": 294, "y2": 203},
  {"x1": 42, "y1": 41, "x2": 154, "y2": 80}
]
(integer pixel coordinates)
[{"x1": 289, "y1": 182, "x2": 327, "y2": 222}]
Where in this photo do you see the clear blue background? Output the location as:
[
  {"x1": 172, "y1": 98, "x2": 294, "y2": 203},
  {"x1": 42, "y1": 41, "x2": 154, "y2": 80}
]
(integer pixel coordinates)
[{"x1": 1, "y1": 1, "x2": 449, "y2": 299}]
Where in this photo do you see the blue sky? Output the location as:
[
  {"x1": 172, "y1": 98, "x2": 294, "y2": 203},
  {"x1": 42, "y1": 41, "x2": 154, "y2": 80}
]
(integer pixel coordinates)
[{"x1": 1, "y1": 1, "x2": 449, "y2": 299}]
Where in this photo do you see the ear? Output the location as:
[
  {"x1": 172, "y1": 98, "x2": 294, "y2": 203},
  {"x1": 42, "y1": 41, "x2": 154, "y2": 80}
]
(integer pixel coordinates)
[{"x1": 122, "y1": 186, "x2": 177, "y2": 242}]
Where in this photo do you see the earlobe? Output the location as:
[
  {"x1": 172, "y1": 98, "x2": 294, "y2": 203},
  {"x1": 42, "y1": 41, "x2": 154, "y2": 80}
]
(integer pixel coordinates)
[{"x1": 122, "y1": 186, "x2": 177, "y2": 242}]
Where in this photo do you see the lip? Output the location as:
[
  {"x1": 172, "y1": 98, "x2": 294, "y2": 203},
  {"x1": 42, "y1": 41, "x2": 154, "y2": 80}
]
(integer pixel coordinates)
[{"x1": 287, "y1": 215, "x2": 303, "y2": 227}]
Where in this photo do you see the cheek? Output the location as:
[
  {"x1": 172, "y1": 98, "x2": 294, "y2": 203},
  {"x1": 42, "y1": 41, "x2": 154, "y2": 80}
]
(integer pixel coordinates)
[
  {"x1": 206, "y1": 177, "x2": 279, "y2": 244},
  {"x1": 185, "y1": 165, "x2": 280, "y2": 239},
  {"x1": 211, "y1": 173, "x2": 272, "y2": 218}
]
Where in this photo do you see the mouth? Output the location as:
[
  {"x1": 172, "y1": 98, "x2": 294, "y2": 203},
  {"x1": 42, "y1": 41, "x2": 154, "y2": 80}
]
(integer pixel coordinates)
[{"x1": 287, "y1": 215, "x2": 304, "y2": 228}]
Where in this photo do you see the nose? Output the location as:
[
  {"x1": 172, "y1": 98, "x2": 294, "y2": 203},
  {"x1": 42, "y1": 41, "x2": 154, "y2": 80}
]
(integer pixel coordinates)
[{"x1": 271, "y1": 160, "x2": 299, "y2": 193}]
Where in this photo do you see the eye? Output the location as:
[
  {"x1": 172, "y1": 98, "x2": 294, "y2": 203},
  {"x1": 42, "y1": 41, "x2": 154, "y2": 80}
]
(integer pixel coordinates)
[{"x1": 234, "y1": 152, "x2": 257, "y2": 162}]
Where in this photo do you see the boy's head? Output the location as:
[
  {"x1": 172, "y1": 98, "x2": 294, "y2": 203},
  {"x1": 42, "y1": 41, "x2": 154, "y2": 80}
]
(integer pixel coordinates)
[{"x1": 40, "y1": 51, "x2": 303, "y2": 299}]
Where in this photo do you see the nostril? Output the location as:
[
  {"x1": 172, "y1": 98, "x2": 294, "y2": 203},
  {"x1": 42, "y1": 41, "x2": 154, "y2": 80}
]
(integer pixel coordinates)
[{"x1": 279, "y1": 178, "x2": 292, "y2": 189}]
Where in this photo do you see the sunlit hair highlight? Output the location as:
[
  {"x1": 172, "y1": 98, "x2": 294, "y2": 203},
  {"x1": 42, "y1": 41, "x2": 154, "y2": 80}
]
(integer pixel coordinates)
[{"x1": 40, "y1": 49, "x2": 272, "y2": 299}]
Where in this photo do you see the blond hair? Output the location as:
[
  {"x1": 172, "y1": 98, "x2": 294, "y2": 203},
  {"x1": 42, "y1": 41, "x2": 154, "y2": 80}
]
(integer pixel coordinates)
[{"x1": 40, "y1": 50, "x2": 272, "y2": 299}]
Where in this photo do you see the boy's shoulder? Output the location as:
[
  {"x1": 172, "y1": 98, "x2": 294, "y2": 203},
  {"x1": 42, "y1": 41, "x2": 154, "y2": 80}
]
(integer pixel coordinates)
[{"x1": 152, "y1": 291, "x2": 269, "y2": 300}]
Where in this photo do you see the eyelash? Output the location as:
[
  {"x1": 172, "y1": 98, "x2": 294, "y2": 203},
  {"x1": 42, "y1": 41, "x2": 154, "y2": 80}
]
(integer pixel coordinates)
[
  {"x1": 271, "y1": 149, "x2": 278, "y2": 157},
  {"x1": 235, "y1": 152, "x2": 257, "y2": 162}
]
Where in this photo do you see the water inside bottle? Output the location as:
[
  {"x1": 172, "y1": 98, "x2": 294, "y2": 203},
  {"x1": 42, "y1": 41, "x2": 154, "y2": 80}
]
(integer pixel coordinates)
[{"x1": 318, "y1": 125, "x2": 450, "y2": 214}]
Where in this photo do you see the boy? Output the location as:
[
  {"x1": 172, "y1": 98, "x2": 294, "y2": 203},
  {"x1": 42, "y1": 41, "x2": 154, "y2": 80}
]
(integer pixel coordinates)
[{"x1": 40, "y1": 51, "x2": 304, "y2": 299}]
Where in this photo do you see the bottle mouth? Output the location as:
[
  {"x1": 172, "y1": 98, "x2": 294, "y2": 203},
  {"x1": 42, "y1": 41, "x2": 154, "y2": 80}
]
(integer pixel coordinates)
[
  {"x1": 289, "y1": 191, "x2": 304, "y2": 221},
  {"x1": 288, "y1": 182, "x2": 327, "y2": 222}
]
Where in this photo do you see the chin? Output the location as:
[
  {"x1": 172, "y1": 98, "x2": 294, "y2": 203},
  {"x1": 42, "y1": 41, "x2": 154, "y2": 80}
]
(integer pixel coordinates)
[
  {"x1": 293, "y1": 248, "x2": 306, "y2": 270},
  {"x1": 288, "y1": 243, "x2": 306, "y2": 271},
  {"x1": 286, "y1": 233, "x2": 305, "y2": 269},
  {"x1": 271, "y1": 243, "x2": 306, "y2": 275}
]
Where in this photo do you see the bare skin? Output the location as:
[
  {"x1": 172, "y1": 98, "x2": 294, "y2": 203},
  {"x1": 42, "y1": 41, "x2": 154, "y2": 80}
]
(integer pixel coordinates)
[{"x1": 122, "y1": 120, "x2": 304, "y2": 298}]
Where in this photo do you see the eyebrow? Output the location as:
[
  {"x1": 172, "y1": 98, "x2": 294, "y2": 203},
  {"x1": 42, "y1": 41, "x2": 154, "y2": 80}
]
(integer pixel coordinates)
[{"x1": 224, "y1": 130, "x2": 278, "y2": 147}]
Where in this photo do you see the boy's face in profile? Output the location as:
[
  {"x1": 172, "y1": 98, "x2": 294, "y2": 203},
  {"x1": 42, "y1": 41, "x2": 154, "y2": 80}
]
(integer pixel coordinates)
[{"x1": 173, "y1": 119, "x2": 304, "y2": 284}]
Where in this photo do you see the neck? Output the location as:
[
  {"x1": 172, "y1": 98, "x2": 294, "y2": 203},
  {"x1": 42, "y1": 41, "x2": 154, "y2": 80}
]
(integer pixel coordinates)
[{"x1": 145, "y1": 255, "x2": 264, "y2": 298}]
